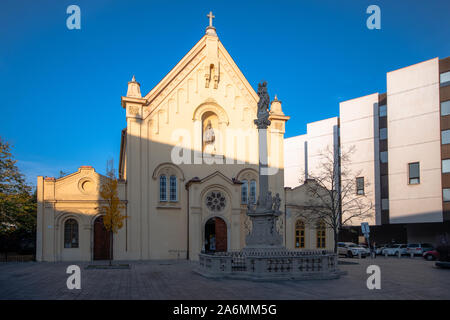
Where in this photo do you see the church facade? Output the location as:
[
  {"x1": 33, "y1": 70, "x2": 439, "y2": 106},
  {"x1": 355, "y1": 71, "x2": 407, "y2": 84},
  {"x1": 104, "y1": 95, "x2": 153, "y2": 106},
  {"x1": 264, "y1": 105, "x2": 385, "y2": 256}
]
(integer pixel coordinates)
[{"x1": 36, "y1": 18, "x2": 335, "y2": 262}]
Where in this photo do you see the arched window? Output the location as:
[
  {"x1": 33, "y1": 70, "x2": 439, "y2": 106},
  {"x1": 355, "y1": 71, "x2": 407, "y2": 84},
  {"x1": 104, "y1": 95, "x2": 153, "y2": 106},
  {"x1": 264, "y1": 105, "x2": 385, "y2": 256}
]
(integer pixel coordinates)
[
  {"x1": 169, "y1": 175, "x2": 178, "y2": 202},
  {"x1": 241, "y1": 180, "x2": 248, "y2": 204},
  {"x1": 316, "y1": 220, "x2": 326, "y2": 249},
  {"x1": 250, "y1": 180, "x2": 257, "y2": 204},
  {"x1": 159, "y1": 175, "x2": 167, "y2": 202},
  {"x1": 64, "y1": 219, "x2": 79, "y2": 248},
  {"x1": 295, "y1": 220, "x2": 305, "y2": 248}
]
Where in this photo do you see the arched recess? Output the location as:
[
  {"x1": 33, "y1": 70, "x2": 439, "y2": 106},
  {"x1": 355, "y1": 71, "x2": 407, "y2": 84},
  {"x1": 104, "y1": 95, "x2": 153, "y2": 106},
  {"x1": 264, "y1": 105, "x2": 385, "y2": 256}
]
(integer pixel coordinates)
[
  {"x1": 151, "y1": 162, "x2": 185, "y2": 181},
  {"x1": 235, "y1": 168, "x2": 258, "y2": 181},
  {"x1": 192, "y1": 100, "x2": 229, "y2": 125}
]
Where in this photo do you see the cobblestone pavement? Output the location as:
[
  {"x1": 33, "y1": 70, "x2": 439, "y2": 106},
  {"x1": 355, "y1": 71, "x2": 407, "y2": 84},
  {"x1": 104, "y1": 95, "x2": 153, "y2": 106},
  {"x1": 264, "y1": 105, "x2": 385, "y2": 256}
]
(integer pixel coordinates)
[{"x1": 0, "y1": 257, "x2": 449, "y2": 300}]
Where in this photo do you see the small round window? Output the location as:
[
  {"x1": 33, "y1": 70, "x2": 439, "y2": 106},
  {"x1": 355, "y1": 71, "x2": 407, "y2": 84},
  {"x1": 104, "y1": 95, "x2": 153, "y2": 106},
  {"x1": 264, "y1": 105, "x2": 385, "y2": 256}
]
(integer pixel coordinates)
[{"x1": 205, "y1": 191, "x2": 226, "y2": 212}]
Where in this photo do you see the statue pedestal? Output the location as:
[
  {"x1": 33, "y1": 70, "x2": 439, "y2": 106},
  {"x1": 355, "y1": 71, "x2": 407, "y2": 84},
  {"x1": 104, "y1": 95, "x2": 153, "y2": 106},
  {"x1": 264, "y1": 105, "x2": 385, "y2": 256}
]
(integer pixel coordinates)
[{"x1": 244, "y1": 208, "x2": 283, "y2": 250}]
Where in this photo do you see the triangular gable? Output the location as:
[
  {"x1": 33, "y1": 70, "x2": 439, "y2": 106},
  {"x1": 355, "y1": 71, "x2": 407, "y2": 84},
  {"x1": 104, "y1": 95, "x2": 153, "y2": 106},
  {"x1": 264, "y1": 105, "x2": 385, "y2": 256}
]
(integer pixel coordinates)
[
  {"x1": 197, "y1": 170, "x2": 238, "y2": 186},
  {"x1": 142, "y1": 34, "x2": 259, "y2": 117}
]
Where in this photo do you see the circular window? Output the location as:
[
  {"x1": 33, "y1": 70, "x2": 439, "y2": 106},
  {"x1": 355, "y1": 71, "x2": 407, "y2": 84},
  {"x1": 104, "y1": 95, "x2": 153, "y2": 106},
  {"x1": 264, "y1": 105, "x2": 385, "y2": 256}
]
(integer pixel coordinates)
[
  {"x1": 205, "y1": 191, "x2": 226, "y2": 212},
  {"x1": 78, "y1": 178, "x2": 95, "y2": 194},
  {"x1": 81, "y1": 180, "x2": 94, "y2": 192}
]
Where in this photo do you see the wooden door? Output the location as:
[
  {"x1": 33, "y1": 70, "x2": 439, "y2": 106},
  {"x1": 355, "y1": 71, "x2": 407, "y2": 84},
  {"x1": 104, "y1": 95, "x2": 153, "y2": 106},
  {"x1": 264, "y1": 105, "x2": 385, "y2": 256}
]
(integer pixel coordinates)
[
  {"x1": 215, "y1": 217, "x2": 227, "y2": 252},
  {"x1": 93, "y1": 216, "x2": 111, "y2": 260}
]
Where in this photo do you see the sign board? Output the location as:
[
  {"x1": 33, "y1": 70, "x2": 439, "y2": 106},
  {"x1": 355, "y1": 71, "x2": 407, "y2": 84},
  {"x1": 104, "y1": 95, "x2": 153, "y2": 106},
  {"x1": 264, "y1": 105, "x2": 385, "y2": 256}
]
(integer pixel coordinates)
[{"x1": 361, "y1": 222, "x2": 370, "y2": 235}]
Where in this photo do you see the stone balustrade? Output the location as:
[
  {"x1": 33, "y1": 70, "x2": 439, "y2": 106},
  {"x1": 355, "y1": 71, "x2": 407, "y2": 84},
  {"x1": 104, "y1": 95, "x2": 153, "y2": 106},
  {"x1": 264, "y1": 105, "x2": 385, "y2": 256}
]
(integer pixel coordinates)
[{"x1": 197, "y1": 249, "x2": 341, "y2": 281}]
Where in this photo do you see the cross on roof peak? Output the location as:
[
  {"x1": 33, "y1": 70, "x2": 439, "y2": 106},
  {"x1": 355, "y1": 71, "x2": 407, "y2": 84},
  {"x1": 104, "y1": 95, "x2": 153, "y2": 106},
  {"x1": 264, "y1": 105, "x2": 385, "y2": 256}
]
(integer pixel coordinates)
[{"x1": 207, "y1": 11, "x2": 215, "y2": 27}]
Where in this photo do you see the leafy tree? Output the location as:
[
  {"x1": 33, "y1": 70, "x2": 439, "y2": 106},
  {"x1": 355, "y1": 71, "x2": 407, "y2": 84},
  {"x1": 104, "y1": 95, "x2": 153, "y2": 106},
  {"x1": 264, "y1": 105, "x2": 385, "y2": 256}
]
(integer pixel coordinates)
[
  {"x1": 0, "y1": 137, "x2": 36, "y2": 259},
  {"x1": 99, "y1": 161, "x2": 126, "y2": 265},
  {"x1": 297, "y1": 145, "x2": 373, "y2": 253}
]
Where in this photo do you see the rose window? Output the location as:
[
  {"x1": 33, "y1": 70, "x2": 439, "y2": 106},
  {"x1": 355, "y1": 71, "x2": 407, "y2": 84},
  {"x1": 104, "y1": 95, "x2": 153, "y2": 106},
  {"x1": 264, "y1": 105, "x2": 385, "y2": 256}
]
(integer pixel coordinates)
[{"x1": 205, "y1": 191, "x2": 226, "y2": 212}]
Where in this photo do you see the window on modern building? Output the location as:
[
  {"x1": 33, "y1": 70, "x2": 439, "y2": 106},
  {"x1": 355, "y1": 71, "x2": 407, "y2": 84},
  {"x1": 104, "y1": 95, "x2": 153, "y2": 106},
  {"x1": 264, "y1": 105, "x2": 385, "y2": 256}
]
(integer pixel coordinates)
[
  {"x1": 169, "y1": 175, "x2": 177, "y2": 202},
  {"x1": 64, "y1": 219, "x2": 79, "y2": 248},
  {"x1": 380, "y1": 151, "x2": 388, "y2": 163},
  {"x1": 241, "y1": 179, "x2": 248, "y2": 204},
  {"x1": 159, "y1": 175, "x2": 167, "y2": 201},
  {"x1": 295, "y1": 220, "x2": 305, "y2": 248},
  {"x1": 441, "y1": 71, "x2": 450, "y2": 86},
  {"x1": 250, "y1": 180, "x2": 257, "y2": 204},
  {"x1": 408, "y1": 162, "x2": 420, "y2": 185},
  {"x1": 442, "y1": 159, "x2": 450, "y2": 173},
  {"x1": 316, "y1": 220, "x2": 326, "y2": 249},
  {"x1": 380, "y1": 128, "x2": 387, "y2": 140},
  {"x1": 441, "y1": 100, "x2": 450, "y2": 116},
  {"x1": 356, "y1": 177, "x2": 364, "y2": 195},
  {"x1": 442, "y1": 130, "x2": 450, "y2": 145},
  {"x1": 379, "y1": 104, "x2": 387, "y2": 117},
  {"x1": 381, "y1": 198, "x2": 389, "y2": 210},
  {"x1": 443, "y1": 188, "x2": 450, "y2": 202}
]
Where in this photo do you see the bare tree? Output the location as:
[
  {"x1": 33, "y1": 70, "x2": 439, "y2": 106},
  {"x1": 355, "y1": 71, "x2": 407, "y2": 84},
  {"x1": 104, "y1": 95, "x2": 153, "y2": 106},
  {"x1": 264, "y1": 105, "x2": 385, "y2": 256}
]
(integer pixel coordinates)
[{"x1": 296, "y1": 145, "x2": 373, "y2": 253}]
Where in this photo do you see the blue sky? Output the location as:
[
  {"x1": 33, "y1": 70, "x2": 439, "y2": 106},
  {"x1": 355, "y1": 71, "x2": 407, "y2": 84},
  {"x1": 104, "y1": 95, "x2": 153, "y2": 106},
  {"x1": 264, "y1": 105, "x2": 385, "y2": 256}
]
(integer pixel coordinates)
[{"x1": 1, "y1": 0, "x2": 449, "y2": 185}]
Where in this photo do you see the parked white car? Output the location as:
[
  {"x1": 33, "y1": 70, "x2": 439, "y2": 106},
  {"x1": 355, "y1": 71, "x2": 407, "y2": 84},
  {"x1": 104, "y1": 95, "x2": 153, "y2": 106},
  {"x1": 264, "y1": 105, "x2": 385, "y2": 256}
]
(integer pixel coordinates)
[
  {"x1": 337, "y1": 242, "x2": 368, "y2": 258},
  {"x1": 382, "y1": 244, "x2": 408, "y2": 256}
]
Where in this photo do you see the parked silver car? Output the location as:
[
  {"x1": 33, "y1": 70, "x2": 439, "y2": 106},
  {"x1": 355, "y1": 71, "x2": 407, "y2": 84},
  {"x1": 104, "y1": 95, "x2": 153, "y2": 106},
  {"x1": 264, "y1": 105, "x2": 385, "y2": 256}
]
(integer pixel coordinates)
[
  {"x1": 337, "y1": 242, "x2": 368, "y2": 258},
  {"x1": 382, "y1": 244, "x2": 408, "y2": 256},
  {"x1": 406, "y1": 243, "x2": 434, "y2": 256}
]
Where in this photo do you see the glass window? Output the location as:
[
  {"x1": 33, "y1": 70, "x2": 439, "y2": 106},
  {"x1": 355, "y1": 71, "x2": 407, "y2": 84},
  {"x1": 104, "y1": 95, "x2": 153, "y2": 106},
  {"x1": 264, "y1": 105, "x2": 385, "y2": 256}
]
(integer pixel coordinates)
[
  {"x1": 443, "y1": 159, "x2": 450, "y2": 173},
  {"x1": 159, "y1": 175, "x2": 167, "y2": 201},
  {"x1": 380, "y1": 151, "x2": 388, "y2": 163},
  {"x1": 241, "y1": 180, "x2": 248, "y2": 204},
  {"x1": 250, "y1": 180, "x2": 257, "y2": 204},
  {"x1": 381, "y1": 198, "x2": 389, "y2": 210},
  {"x1": 64, "y1": 219, "x2": 79, "y2": 248},
  {"x1": 444, "y1": 189, "x2": 450, "y2": 202},
  {"x1": 169, "y1": 175, "x2": 177, "y2": 202},
  {"x1": 380, "y1": 128, "x2": 387, "y2": 140},
  {"x1": 379, "y1": 104, "x2": 387, "y2": 117},
  {"x1": 408, "y1": 162, "x2": 420, "y2": 184},
  {"x1": 442, "y1": 130, "x2": 450, "y2": 144},
  {"x1": 295, "y1": 220, "x2": 305, "y2": 248},
  {"x1": 441, "y1": 71, "x2": 450, "y2": 84},
  {"x1": 356, "y1": 177, "x2": 364, "y2": 195},
  {"x1": 316, "y1": 220, "x2": 326, "y2": 249},
  {"x1": 441, "y1": 101, "x2": 450, "y2": 116}
]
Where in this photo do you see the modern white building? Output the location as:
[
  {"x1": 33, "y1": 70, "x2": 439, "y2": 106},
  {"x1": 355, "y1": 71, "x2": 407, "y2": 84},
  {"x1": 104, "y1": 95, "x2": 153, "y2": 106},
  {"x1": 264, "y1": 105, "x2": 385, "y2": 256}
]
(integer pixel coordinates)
[{"x1": 285, "y1": 56, "x2": 450, "y2": 243}]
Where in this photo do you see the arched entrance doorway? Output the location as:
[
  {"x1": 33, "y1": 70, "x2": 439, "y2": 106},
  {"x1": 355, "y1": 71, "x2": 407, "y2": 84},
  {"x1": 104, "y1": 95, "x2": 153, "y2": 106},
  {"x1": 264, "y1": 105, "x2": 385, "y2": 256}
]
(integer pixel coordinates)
[
  {"x1": 204, "y1": 217, "x2": 227, "y2": 253},
  {"x1": 93, "y1": 216, "x2": 111, "y2": 260}
]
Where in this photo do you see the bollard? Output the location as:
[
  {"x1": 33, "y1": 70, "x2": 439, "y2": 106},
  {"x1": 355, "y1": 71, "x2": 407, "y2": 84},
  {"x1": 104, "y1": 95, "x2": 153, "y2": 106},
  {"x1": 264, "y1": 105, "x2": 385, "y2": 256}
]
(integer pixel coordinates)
[
  {"x1": 410, "y1": 252, "x2": 414, "y2": 258},
  {"x1": 398, "y1": 251, "x2": 401, "y2": 258},
  {"x1": 358, "y1": 252, "x2": 362, "y2": 259},
  {"x1": 384, "y1": 252, "x2": 388, "y2": 258}
]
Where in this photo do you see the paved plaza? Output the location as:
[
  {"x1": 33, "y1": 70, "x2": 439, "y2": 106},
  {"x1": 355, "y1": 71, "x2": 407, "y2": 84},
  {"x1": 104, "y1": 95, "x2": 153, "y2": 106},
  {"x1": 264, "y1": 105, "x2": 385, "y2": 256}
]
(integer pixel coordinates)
[{"x1": 0, "y1": 257, "x2": 449, "y2": 300}]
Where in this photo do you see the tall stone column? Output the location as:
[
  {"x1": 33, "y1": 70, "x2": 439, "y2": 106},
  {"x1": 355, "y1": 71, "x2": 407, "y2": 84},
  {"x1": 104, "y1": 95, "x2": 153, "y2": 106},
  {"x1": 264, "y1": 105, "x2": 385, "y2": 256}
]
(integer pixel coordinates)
[{"x1": 244, "y1": 82, "x2": 283, "y2": 250}]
